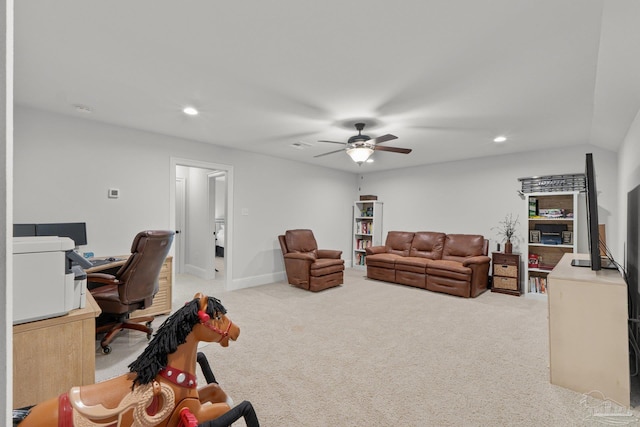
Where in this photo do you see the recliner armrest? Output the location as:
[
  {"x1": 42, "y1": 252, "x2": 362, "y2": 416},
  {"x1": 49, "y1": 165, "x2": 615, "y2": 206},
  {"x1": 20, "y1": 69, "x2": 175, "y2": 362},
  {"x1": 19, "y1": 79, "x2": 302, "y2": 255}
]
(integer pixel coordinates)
[
  {"x1": 87, "y1": 273, "x2": 120, "y2": 286},
  {"x1": 284, "y1": 252, "x2": 316, "y2": 261},
  {"x1": 365, "y1": 245, "x2": 385, "y2": 255},
  {"x1": 462, "y1": 255, "x2": 491, "y2": 267},
  {"x1": 317, "y1": 249, "x2": 342, "y2": 259}
]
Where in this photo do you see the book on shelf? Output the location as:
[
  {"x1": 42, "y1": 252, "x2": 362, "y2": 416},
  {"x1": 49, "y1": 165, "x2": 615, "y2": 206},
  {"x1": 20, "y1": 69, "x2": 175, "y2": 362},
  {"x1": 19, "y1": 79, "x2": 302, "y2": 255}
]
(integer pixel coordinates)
[
  {"x1": 355, "y1": 239, "x2": 372, "y2": 250},
  {"x1": 529, "y1": 276, "x2": 547, "y2": 294},
  {"x1": 356, "y1": 221, "x2": 372, "y2": 234},
  {"x1": 529, "y1": 197, "x2": 538, "y2": 217}
]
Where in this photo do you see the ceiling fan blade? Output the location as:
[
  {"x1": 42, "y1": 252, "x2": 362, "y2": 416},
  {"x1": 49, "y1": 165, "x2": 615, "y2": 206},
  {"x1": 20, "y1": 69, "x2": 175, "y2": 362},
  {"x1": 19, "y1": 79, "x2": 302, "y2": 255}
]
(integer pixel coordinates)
[
  {"x1": 318, "y1": 140, "x2": 346, "y2": 145},
  {"x1": 374, "y1": 146, "x2": 412, "y2": 154},
  {"x1": 369, "y1": 134, "x2": 398, "y2": 145},
  {"x1": 314, "y1": 148, "x2": 346, "y2": 158}
]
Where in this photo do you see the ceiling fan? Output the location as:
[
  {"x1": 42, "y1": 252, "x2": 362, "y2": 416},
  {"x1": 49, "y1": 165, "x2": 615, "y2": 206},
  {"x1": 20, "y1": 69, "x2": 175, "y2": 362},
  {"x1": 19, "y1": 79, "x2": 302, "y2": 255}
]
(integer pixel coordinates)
[{"x1": 314, "y1": 123, "x2": 412, "y2": 164}]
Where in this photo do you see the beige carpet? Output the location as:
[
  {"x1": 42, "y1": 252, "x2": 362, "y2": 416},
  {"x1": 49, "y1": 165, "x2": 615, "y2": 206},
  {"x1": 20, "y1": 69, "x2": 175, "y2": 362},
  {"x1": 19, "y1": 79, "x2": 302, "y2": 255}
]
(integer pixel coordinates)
[{"x1": 97, "y1": 269, "x2": 640, "y2": 426}]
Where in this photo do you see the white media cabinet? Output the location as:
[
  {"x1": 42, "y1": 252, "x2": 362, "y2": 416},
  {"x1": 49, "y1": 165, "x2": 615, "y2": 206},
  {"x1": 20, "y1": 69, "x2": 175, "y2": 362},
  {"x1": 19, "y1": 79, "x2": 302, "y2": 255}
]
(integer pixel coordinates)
[{"x1": 547, "y1": 253, "x2": 629, "y2": 407}]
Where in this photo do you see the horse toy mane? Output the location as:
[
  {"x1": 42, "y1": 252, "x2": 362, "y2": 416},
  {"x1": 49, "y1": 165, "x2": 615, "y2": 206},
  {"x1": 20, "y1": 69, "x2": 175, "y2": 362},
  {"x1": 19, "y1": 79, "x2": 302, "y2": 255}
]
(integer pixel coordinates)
[{"x1": 129, "y1": 296, "x2": 228, "y2": 387}]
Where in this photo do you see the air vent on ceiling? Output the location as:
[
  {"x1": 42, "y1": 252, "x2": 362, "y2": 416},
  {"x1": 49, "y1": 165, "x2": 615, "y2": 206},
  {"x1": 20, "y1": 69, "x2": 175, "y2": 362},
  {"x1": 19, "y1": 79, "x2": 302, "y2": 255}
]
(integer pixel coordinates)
[{"x1": 291, "y1": 141, "x2": 313, "y2": 150}]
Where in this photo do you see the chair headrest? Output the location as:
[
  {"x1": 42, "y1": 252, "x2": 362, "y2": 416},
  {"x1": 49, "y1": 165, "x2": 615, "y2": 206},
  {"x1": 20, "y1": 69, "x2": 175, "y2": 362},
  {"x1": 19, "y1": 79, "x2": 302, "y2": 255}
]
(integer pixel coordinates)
[{"x1": 131, "y1": 230, "x2": 175, "y2": 253}]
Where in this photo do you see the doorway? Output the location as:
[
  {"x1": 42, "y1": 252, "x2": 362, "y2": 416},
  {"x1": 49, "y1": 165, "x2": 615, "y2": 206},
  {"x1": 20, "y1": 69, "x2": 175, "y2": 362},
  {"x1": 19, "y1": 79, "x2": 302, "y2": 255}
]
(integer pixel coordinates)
[
  {"x1": 171, "y1": 158, "x2": 233, "y2": 291},
  {"x1": 209, "y1": 172, "x2": 227, "y2": 281}
]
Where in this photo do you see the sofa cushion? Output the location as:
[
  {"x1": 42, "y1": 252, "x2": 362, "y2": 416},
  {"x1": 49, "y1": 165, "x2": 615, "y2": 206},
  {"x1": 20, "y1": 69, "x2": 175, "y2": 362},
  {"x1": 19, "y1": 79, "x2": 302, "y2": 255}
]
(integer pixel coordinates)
[
  {"x1": 442, "y1": 234, "x2": 486, "y2": 262},
  {"x1": 409, "y1": 232, "x2": 446, "y2": 259},
  {"x1": 395, "y1": 257, "x2": 429, "y2": 273},
  {"x1": 426, "y1": 259, "x2": 472, "y2": 280},
  {"x1": 310, "y1": 258, "x2": 344, "y2": 276},
  {"x1": 366, "y1": 253, "x2": 405, "y2": 269},
  {"x1": 384, "y1": 231, "x2": 415, "y2": 256}
]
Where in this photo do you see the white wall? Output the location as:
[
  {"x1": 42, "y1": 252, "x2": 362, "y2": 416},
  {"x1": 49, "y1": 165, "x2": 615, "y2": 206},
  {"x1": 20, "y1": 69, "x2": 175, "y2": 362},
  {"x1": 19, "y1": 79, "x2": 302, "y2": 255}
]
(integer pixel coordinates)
[
  {"x1": 13, "y1": 106, "x2": 357, "y2": 288},
  {"x1": 13, "y1": 106, "x2": 630, "y2": 281},
  {"x1": 618, "y1": 108, "x2": 640, "y2": 258},
  {"x1": 359, "y1": 145, "x2": 620, "y2": 258}
]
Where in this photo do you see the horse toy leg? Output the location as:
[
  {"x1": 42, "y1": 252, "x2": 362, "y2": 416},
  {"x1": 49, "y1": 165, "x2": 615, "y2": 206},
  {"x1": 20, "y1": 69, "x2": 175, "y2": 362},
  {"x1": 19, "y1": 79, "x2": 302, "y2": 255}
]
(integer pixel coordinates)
[{"x1": 196, "y1": 352, "x2": 232, "y2": 407}]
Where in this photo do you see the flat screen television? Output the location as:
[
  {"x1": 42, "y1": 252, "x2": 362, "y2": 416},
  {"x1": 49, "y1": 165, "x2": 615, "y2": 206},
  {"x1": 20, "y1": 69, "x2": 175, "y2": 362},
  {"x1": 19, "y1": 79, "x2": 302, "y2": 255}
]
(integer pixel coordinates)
[
  {"x1": 628, "y1": 184, "x2": 640, "y2": 317},
  {"x1": 36, "y1": 222, "x2": 88, "y2": 248},
  {"x1": 585, "y1": 153, "x2": 601, "y2": 270},
  {"x1": 571, "y1": 153, "x2": 615, "y2": 270}
]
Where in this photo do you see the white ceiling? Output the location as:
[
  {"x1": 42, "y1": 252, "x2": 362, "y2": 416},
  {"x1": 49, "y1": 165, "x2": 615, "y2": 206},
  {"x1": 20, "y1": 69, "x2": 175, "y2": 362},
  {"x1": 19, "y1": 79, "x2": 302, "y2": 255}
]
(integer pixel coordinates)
[{"x1": 13, "y1": 1, "x2": 640, "y2": 173}]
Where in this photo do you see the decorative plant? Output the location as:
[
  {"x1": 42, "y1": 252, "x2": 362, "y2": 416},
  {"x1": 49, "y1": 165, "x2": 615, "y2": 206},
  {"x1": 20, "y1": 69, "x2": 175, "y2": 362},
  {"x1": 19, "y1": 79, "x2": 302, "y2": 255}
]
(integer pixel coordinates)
[{"x1": 493, "y1": 213, "x2": 520, "y2": 243}]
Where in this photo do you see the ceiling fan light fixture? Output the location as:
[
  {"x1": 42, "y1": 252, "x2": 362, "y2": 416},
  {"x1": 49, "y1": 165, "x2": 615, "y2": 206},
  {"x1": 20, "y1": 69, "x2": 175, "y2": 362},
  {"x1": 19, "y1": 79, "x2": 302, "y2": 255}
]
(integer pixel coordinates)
[{"x1": 346, "y1": 146, "x2": 374, "y2": 164}]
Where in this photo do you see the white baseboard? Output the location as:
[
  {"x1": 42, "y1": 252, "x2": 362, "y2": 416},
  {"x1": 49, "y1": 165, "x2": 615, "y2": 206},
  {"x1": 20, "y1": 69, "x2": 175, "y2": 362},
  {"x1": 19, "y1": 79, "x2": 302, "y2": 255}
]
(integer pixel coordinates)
[
  {"x1": 184, "y1": 263, "x2": 216, "y2": 280},
  {"x1": 228, "y1": 271, "x2": 286, "y2": 291}
]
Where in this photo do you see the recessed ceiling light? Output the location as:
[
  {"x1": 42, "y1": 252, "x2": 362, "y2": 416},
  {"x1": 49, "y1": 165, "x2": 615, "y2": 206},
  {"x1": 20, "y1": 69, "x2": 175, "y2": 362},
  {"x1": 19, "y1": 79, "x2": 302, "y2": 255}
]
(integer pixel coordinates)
[
  {"x1": 494, "y1": 136, "x2": 507, "y2": 143},
  {"x1": 183, "y1": 107, "x2": 199, "y2": 116}
]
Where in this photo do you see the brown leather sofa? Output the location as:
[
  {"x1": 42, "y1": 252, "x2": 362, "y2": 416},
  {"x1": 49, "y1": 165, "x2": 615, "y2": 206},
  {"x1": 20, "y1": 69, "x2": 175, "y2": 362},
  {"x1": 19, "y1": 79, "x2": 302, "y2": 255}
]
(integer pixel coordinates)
[
  {"x1": 365, "y1": 231, "x2": 490, "y2": 298},
  {"x1": 278, "y1": 229, "x2": 345, "y2": 292}
]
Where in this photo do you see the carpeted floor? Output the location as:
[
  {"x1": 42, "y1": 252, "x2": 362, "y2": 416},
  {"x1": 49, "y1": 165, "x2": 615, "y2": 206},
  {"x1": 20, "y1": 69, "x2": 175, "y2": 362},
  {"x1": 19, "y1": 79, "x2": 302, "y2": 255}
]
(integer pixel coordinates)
[{"x1": 97, "y1": 269, "x2": 640, "y2": 426}]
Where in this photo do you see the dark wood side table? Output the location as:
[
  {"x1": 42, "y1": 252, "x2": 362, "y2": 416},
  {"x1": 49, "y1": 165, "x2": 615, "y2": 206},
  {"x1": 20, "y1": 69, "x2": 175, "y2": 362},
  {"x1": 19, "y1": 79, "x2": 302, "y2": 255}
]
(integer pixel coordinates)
[{"x1": 492, "y1": 252, "x2": 521, "y2": 296}]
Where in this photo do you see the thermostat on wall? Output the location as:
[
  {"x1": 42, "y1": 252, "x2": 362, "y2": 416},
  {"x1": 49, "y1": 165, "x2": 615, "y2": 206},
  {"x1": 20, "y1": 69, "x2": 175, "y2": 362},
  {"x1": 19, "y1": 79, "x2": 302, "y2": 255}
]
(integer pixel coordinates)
[{"x1": 108, "y1": 188, "x2": 120, "y2": 199}]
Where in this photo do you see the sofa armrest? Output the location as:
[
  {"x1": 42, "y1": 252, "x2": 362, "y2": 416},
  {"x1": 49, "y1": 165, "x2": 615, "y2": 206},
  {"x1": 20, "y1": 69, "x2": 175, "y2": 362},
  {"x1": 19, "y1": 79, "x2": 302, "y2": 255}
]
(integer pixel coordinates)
[
  {"x1": 284, "y1": 252, "x2": 316, "y2": 261},
  {"x1": 318, "y1": 249, "x2": 342, "y2": 259},
  {"x1": 462, "y1": 255, "x2": 491, "y2": 267},
  {"x1": 365, "y1": 245, "x2": 385, "y2": 255}
]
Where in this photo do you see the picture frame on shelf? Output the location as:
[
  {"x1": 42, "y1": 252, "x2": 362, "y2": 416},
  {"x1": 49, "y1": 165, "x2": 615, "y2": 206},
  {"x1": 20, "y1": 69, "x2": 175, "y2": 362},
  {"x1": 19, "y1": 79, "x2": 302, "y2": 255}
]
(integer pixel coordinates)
[
  {"x1": 562, "y1": 231, "x2": 573, "y2": 245},
  {"x1": 529, "y1": 230, "x2": 541, "y2": 243}
]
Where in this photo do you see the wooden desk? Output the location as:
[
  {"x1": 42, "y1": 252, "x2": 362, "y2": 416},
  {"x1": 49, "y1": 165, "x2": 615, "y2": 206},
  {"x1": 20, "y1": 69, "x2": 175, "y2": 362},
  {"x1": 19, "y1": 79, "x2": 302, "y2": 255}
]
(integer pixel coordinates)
[
  {"x1": 13, "y1": 292, "x2": 101, "y2": 408},
  {"x1": 86, "y1": 255, "x2": 173, "y2": 317},
  {"x1": 547, "y1": 253, "x2": 629, "y2": 406},
  {"x1": 85, "y1": 255, "x2": 127, "y2": 273}
]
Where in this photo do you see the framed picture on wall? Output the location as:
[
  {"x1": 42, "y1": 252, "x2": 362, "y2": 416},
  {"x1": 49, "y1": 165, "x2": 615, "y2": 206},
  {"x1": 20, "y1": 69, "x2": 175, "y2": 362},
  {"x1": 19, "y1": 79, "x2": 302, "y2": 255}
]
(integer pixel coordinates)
[
  {"x1": 529, "y1": 230, "x2": 541, "y2": 243},
  {"x1": 562, "y1": 231, "x2": 573, "y2": 245}
]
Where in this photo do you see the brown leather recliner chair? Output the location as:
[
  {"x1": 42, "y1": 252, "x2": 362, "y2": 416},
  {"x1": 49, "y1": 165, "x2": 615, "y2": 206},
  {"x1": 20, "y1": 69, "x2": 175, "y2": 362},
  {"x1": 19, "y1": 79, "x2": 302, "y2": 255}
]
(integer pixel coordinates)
[
  {"x1": 278, "y1": 229, "x2": 344, "y2": 292},
  {"x1": 89, "y1": 230, "x2": 174, "y2": 354}
]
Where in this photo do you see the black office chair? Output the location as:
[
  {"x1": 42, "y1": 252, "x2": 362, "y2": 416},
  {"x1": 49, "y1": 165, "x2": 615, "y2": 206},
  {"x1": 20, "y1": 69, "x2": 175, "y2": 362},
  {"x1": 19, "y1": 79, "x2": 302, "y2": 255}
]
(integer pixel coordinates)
[{"x1": 88, "y1": 230, "x2": 174, "y2": 354}]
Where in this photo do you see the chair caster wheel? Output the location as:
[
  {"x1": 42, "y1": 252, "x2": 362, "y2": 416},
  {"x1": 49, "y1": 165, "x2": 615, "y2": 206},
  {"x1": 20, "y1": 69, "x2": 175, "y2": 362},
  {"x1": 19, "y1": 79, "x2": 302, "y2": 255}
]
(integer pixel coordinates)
[{"x1": 101, "y1": 345, "x2": 112, "y2": 355}]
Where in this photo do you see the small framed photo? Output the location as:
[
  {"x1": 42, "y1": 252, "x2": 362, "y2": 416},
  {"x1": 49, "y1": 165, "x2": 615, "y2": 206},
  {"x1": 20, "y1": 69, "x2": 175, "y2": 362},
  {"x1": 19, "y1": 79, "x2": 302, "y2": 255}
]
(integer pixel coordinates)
[
  {"x1": 562, "y1": 231, "x2": 573, "y2": 245},
  {"x1": 529, "y1": 230, "x2": 541, "y2": 243}
]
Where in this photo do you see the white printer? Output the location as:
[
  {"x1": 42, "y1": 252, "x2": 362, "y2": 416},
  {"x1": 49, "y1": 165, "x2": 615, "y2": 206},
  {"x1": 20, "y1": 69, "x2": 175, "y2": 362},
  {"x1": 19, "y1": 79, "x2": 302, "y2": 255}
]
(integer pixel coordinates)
[{"x1": 13, "y1": 236, "x2": 90, "y2": 324}]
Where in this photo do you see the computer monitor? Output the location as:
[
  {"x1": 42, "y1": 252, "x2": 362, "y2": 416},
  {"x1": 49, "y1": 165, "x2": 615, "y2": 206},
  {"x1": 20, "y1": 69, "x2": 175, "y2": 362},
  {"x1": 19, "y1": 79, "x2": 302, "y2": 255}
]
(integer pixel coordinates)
[
  {"x1": 36, "y1": 222, "x2": 88, "y2": 248},
  {"x1": 13, "y1": 223, "x2": 37, "y2": 237}
]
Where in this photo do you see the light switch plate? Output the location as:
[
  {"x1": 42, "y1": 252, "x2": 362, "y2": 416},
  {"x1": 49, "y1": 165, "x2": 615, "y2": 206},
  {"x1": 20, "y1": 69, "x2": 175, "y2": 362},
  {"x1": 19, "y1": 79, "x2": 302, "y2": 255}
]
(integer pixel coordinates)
[{"x1": 108, "y1": 188, "x2": 120, "y2": 199}]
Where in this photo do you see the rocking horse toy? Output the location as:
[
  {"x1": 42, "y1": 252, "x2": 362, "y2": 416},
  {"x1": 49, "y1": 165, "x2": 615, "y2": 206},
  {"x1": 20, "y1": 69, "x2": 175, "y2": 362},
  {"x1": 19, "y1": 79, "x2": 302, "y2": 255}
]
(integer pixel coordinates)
[{"x1": 16, "y1": 293, "x2": 258, "y2": 427}]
